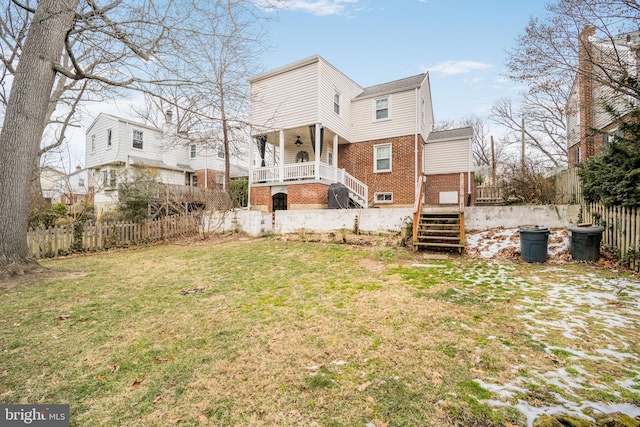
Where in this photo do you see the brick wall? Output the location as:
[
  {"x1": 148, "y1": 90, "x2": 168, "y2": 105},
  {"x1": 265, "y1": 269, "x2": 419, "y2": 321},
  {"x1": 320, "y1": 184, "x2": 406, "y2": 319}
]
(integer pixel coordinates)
[
  {"x1": 288, "y1": 183, "x2": 328, "y2": 209},
  {"x1": 424, "y1": 172, "x2": 475, "y2": 207},
  {"x1": 251, "y1": 186, "x2": 272, "y2": 211},
  {"x1": 338, "y1": 134, "x2": 422, "y2": 206},
  {"x1": 571, "y1": 25, "x2": 597, "y2": 167},
  {"x1": 195, "y1": 169, "x2": 223, "y2": 189}
]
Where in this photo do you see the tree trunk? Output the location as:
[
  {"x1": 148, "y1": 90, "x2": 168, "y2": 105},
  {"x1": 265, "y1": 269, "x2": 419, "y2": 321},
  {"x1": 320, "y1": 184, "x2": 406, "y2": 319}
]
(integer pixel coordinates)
[
  {"x1": 0, "y1": 0, "x2": 80, "y2": 275},
  {"x1": 220, "y1": 100, "x2": 233, "y2": 205}
]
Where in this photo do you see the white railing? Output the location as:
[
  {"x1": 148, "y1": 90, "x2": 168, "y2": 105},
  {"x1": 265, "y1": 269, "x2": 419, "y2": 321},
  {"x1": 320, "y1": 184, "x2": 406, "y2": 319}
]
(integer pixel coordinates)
[{"x1": 252, "y1": 162, "x2": 368, "y2": 208}]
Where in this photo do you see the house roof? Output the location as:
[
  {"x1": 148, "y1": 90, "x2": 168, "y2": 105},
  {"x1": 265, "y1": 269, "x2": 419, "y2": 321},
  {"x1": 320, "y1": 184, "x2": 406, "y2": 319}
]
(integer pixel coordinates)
[
  {"x1": 426, "y1": 126, "x2": 473, "y2": 142},
  {"x1": 86, "y1": 112, "x2": 161, "y2": 135},
  {"x1": 354, "y1": 73, "x2": 428, "y2": 100}
]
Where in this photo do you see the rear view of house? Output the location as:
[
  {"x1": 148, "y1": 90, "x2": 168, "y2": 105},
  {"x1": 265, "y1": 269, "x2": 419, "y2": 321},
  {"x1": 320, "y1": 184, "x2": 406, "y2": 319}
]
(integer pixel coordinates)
[{"x1": 247, "y1": 55, "x2": 473, "y2": 211}]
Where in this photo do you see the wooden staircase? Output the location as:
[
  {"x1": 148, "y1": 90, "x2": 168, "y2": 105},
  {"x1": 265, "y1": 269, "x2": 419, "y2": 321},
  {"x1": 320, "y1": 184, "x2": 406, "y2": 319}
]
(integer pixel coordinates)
[{"x1": 413, "y1": 212, "x2": 465, "y2": 252}]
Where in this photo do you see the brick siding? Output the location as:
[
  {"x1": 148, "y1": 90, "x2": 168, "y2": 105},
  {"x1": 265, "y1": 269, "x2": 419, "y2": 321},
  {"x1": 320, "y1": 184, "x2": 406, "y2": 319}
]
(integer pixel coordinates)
[
  {"x1": 338, "y1": 134, "x2": 423, "y2": 206},
  {"x1": 424, "y1": 172, "x2": 475, "y2": 206}
]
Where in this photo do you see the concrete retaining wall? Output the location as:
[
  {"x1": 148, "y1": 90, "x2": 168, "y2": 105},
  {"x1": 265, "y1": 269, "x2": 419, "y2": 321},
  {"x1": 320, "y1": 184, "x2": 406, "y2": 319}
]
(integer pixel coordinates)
[{"x1": 204, "y1": 205, "x2": 581, "y2": 236}]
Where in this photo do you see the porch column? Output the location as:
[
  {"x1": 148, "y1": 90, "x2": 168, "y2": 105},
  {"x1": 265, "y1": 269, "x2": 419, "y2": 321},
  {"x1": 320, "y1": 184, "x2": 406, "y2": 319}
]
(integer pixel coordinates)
[
  {"x1": 314, "y1": 123, "x2": 321, "y2": 180},
  {"x1": 279, "y1": 129, "x2": 285, "y2": 182},
  {"x1": 333, "y1": 133, "x2": 338, "y2": 181}
]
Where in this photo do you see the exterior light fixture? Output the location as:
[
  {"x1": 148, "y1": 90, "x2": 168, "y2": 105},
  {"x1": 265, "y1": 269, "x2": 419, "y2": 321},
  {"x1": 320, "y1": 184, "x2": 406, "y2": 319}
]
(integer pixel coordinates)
[{"x1": 295, "y1": 136, "x2": 303, "y2": 146}]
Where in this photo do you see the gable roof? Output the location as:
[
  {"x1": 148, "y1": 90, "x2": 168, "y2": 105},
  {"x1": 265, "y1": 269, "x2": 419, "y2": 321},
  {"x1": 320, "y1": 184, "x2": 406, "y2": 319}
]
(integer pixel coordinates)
[
  {"x1": 426, "y1": 126, "x2": 473, "y2": 143},
  {"x1": 355, "y1": 73, "x2": 428, "y2": 100},
  {"x1": 86, "y1": 112, "x2": 161, "y2": 135}
]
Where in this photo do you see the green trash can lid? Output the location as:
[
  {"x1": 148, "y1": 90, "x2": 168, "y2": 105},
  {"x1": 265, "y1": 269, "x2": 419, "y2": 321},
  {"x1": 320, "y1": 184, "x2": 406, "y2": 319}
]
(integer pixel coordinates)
[
  {"x1": 568, "y1": 224, "x2": 604, "y2": 234},
  {"x1": 519, "y1": 225, "x2": 549, "y2": 233}
]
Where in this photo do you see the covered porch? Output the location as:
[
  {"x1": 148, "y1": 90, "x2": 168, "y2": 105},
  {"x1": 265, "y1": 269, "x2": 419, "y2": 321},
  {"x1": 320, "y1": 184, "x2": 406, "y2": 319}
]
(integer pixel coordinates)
[{"x1": 249, "y1": 123, "x2": 368, "y2": 208}]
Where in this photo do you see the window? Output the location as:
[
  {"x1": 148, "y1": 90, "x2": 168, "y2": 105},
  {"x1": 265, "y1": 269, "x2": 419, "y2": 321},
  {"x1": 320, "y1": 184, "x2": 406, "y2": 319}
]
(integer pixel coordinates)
[
  {"x1": 102, "y1": 170, "x2": 108, "y2": 187},
  {"x1": 91, "y1": 135, "x2": 96, "y2": 154},
  {"x1": 374, "y1": 143, "x2": 392, "y2": 172},
  {"x1": 574, "y1": 147, "x2": 580, "y2": 164},
  {"x1": 374, "y1": 97, "x2": 389, "y2": 120},
  {"x1": 190, "y1": 174, "x2": 198, "y2": 187},
  {"x1": 190, "y1": 144, "x2": 197, "y2": 158},
  {"x1": 107, "y1": 129, "x2": 112, "y2": 148},
  {"x1": 374, "y1": 192, "x2": 393, "y2": 203},
  {"x1": 216, "y1": 174, "x2": 224, "y2": 190},
  {"x1": 109, "y1": 170, "x2": 117, "y2": 188},
  {"x1": 132, "y1": 130, "x2": 143, "y2": 149},
  {"x1": 217, "y1": 144, "x2": 225, "y2": 159},
  {"x1": 328, "y1": 151, "x2": 333, "y2": 166},
  {"x1": 78, "y1": 177, "x2": 85, "y2": 187},
  {"x1": 333, "y1": 90, "x2": 340, "y2": 115},
  {"x1": 421, "y1": 97, "x2": 426, "y2": 124}
]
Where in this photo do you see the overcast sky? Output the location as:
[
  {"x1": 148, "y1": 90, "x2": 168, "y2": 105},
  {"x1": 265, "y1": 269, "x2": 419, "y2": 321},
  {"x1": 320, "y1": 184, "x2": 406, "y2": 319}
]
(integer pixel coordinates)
[{"x1": 65, "y1": 0, "x2": 551, "y2": 169}]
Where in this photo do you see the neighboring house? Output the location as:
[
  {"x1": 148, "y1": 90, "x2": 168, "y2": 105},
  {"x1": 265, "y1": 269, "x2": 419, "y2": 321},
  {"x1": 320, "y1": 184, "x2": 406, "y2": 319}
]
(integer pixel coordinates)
[
  {"x1": 248, "y1": 55, "x2": 473, "y2": 211},
  {"x1": 40, "y1": 166, "x2": 67, "y2": 203},
  {"x1": 567, "y1": 27, "x2": 639, "y2": 166},
  {"x1": 55, "y1": 166, "x2": 90, "y2": 207},
  {"x1": 85, "y1": 112, "x2": 250, "y2": 212}
]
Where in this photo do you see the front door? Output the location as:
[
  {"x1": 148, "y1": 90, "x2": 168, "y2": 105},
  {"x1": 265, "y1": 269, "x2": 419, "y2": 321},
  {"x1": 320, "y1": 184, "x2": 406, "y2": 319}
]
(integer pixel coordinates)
[{"x1": 272, "y1": 192, "x2": 287, "y2": 211}]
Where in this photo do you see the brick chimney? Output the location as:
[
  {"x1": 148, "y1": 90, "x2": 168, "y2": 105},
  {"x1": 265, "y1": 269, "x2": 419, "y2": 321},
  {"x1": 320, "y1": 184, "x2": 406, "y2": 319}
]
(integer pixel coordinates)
[{"x1": 578, "y1": 26, "x2": 596, "y2": 162}]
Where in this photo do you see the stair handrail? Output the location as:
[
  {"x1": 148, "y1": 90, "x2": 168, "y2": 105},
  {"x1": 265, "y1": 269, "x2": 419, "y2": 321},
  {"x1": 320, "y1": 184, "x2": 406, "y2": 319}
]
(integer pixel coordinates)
[{"x1": 412, "y1": 175, "x2": 425, "y2": 246}]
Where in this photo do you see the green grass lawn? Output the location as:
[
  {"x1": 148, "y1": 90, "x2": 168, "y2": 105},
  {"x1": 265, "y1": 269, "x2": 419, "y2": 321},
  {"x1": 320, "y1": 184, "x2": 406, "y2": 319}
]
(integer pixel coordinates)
[{"x1": 1, "y1": 236, "x2": 639, "y2": 426}]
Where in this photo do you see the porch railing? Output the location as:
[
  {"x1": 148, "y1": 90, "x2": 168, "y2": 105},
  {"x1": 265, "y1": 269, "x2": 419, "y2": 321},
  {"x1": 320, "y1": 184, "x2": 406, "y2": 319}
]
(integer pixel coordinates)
[{"x1": 252, "y1": 162, "x2": 368, "y2": 208}]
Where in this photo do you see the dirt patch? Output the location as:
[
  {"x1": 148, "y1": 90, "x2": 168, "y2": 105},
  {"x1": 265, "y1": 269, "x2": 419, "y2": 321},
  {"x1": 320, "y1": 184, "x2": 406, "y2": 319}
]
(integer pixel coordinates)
[{"x1": 0, "y1": 270, "x2": 89, "y2": 290}]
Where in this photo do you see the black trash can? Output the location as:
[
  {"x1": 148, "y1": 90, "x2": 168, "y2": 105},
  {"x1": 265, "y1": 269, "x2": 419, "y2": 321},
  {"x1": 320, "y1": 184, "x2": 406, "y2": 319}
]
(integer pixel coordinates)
[
  {"x1": 519, "y1": 225, "x2": 550, "y2": 263},
  {"x1": 568, "y1": 225, "x2": 604, "y2": 261}
]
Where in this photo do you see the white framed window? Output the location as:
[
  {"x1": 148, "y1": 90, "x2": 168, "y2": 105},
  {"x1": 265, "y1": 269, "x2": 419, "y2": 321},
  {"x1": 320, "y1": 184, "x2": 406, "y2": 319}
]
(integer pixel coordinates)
[
  {"x1": 91, "y1": 135, "x2": 96, "y2": 154},
  {"x1": 216, "y1": 174, "x2": 224, "y2": 190},
  {"x1": 333, "y1": 90, "x2": 341, "y2": 116},
  {"x1": 107, "y1": 129, "x2": 112, "y2": 148},
  {"x1": 190, "y1": 174, "x2": 198, "y2": 187},
  {"x1": 374, "y1": 96, "x2": 390, "y2": 121},
  {"x1": 109, "y1": 170, "x2": 117, "y2": 188},
  {"x1": 132, "y1": 130, "x2": 143, "y2": 149},
  {"x1": 217, "y1": 144, "x2": 225, "y2": 159},
  {"x1": 574, "y1": 146, "x2": 580, "y2": 164},
  {"x1": 78, "y1": 177, "x2": 85, "y2": 187},
  {"x1": 190, "y1": 144, "x2": 197, "y2": 158},
  {"x1": 328, "y1": 151, "x2": 333, "y2": 166},
  {"x1": 374, "y1": 192, "x2": 393, "y2": 203},
  {"x1": 101, "y1": 170, "x2": 108, "y2": 187},
  {"x1": 374, "y1": 143, "x2": 392, "y2": 172}
]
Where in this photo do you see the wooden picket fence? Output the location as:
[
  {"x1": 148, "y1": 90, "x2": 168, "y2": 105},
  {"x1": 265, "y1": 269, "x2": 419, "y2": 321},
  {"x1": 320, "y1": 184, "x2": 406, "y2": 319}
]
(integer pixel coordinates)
[
  {"x1": 582, "y1": 202, "x2": 640, "y2": 271},
  {"x1": 27, "y1": 214, "x2": 198, "y2": 259},
  {"x1": 554, "y1": 167, "x2": 582, "y2": 204}
]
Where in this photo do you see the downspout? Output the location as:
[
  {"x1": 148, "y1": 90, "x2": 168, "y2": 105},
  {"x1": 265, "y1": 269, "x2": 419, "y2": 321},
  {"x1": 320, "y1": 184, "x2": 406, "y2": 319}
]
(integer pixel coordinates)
[
  {"x1": 414, "y1": 88, "x2": 419, "y2": 194},
  {"x1": 468, "y1": 136, "x2": 472, "y2": 205}
]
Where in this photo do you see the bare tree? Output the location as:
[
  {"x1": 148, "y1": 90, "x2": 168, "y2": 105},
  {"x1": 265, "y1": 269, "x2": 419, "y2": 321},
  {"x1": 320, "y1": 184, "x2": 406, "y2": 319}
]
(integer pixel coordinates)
[{"x1": 0, "y1": 0, "x2": 245, "y2": 275}]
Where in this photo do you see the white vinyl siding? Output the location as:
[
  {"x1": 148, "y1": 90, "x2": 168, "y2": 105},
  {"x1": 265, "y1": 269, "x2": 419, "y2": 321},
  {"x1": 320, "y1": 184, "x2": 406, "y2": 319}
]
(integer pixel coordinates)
[
  {"x1": 351, "y1": 90, "x2": 416, "y2": 142},
  {"x1": 374, "y1": 143, "x2": 392, "y2": 173},
  {"x1": 107, "y1": 129, "x2": 112, "y2": 148},
  {"x1": 250, "y1": 60, "x2": 319, "y2": 130},
  {"x1": 566, "y1": 83, "x2": 581, "y2": 149},
  {"x1": 318, "y1": 58, "x2": 362, "y2": 141},
  {"x1": 334, "y1": 90, "x2": 340, "y2": 116},
  {"x1": 424, "y1": 138, "x2": 469, "y2": 175}
]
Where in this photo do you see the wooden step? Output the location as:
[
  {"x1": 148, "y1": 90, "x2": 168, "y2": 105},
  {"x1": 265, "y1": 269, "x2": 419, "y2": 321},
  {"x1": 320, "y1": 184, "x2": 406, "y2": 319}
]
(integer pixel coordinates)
[
  {"x1": 416, "y1": 235, "x2": 461, "y2": 241},
  {"x1": 414, "y1": 242, "x2": 465, "y2": 248}
]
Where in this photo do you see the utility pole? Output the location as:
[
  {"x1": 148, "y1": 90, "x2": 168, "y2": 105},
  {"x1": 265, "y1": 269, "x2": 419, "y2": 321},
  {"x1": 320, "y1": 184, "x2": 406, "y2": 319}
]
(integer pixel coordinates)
[
  {"x1": 521, "y1": 117, "x2": 526, "y2": 171},
  {"x1": 491, "y1": 135, "x2": 496, "y2": 183}
]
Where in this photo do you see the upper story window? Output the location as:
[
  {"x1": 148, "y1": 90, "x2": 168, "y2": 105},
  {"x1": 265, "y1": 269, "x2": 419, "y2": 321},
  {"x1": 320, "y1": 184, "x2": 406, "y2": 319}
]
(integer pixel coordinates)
[
  {"x1": 333, "y1": 90, "x2": 341, "y2": 116},
  {"x1": 107, "y1": 129, "x2": 112, "y2": 148},
  {"x1": 374, "y1": 96, "x2": 390, "y2": 121},
  {"x1": 91, "y1": 135, "x2": 96, "y2": 154},
  {"x1": 217, "y1": 144, "x2": 225, "y2": 159},
  {"x1": 421, "y1": 97, "x2": 426, "y2": 124},
  {"x1": 78, "y1": 177, "x2": 85, "y2": 187},
  {"x1": 132, "y1": 130, "x2": 143, "y2": 149},
  {"x1": 190, "y1": 144, "x2": 197, "y2": 158},
  {"x1": 109, "y1": 170, "x2": 117, "y2": 188},
  {"x1": 374, "y1": 143, "x2": 392, "y2": 172}
]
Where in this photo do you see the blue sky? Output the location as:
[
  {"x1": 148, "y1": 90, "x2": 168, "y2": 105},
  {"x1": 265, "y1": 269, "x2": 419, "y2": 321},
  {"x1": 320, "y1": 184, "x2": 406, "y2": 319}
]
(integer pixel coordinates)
[
  {"x1": 65, "y1": 0, "x2": 551, "y2": 168},
  {"x1": 263, "y1": 0, "x2": 550, "y2": 122}
]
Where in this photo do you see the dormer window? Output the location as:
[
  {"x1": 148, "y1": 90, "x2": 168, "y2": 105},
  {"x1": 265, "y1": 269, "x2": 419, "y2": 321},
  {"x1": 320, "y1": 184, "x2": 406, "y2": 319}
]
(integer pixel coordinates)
[{"x1": 375, "y1": 97, "x2": 390, "y2": 121}]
